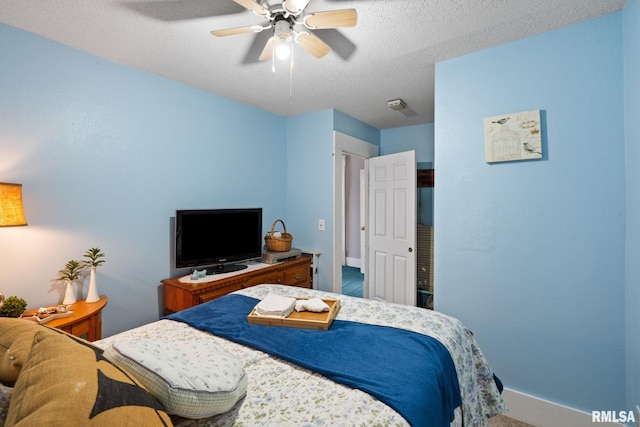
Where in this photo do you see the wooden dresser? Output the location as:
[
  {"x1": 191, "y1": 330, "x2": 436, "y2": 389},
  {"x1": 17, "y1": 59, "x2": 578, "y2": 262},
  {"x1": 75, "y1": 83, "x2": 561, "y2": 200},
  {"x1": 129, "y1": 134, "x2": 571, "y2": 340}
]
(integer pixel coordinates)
[{"x1": 162, "y1": 257, "x2": 311, "y2": 314}]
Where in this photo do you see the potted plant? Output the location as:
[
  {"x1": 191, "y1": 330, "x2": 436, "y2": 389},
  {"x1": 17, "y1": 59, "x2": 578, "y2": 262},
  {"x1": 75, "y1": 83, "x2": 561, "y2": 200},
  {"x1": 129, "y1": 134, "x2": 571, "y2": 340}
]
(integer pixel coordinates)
[
  {"x1": 83, "y1": 247, "x2": 105, "y2": 303},
  {"x1": 57, "y1": 260, "x2": 83, "y2": 305},
  {"x1": 0, "y1": 294, "x2": 27, "y2": 318}
]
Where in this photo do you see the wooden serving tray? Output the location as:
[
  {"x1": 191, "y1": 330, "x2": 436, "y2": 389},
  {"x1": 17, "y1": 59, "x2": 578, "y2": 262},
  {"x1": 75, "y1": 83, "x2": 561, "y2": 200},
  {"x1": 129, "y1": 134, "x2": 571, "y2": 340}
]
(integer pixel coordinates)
[{"x1": 247, "y1": 298, "x2": 340, "y2": 330}]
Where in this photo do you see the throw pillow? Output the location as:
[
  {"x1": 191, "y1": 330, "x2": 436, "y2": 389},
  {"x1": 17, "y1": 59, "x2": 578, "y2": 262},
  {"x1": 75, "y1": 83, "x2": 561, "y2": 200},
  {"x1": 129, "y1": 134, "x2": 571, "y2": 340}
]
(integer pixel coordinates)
[
  {"x1": 0, "y1": 318, "x2": 41, "y2": 386},
  {"x1": 5, "y1": 328, "x2": 173, "y2": 426},
  {"x1": 104, "y1": 335, "x2": 247, "y2": 418}
]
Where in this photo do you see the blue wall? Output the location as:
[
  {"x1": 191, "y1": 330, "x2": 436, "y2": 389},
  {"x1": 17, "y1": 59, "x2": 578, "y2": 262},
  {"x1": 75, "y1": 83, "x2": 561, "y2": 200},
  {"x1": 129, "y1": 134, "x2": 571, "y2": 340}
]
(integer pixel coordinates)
[
  {"x1": 0, "y1": 21, "x2": 383, "y2": 334},
  {"x1": 381, "y1": 124, "x2": 435, "y2": 225},
  {"x1": 285, "y1": 109, "x2": 380, "y2": 292},
  {"x1": 623, "y1": 0, "x2": 640, "y2": 414},
  {"x1": 285, "y1": 110, "x2": 335, "y2": 291},
  {"x1": 0, "y1": 23, "x2": 288, "y2": 336},
  {"x1": 334, "y1": 110, "x2": 380, "y2": 147},
  {"x1": 381, "y1": 123, "x2": 434, "y2": 164},
  {"x1": 435, "y1": 13, "x2": 626, "y2": 413}
]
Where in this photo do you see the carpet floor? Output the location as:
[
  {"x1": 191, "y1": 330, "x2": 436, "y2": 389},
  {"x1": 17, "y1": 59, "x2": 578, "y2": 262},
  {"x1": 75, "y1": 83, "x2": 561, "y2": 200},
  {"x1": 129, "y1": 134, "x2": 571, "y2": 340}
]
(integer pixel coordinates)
[
  {"x1": 342, "y1": 265, "x2": 363, "y2": 297},
  {"x1": 488, "y1": 414, "x2": 535, "y2": 426}
]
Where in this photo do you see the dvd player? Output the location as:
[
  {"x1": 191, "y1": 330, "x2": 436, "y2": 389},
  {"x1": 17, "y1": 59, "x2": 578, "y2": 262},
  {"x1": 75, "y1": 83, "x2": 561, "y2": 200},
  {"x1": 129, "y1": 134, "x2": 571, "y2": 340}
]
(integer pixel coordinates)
[{"x1": 261, "y1": 248, "x2": 301, "y2": 264}]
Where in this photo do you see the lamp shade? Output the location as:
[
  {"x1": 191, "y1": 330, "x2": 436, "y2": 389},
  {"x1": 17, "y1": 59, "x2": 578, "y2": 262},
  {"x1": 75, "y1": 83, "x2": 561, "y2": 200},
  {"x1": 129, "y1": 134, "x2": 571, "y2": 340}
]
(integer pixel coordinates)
[{"x1": 0, "y1": 183, "x2": 27, "y2": 227}]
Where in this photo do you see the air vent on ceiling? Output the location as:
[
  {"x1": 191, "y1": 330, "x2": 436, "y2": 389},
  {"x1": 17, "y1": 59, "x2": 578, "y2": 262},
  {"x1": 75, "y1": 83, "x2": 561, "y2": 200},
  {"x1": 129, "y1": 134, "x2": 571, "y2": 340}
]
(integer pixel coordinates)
[{"x1": 387, "y1": 99, "x2": 407, "y2": 111}]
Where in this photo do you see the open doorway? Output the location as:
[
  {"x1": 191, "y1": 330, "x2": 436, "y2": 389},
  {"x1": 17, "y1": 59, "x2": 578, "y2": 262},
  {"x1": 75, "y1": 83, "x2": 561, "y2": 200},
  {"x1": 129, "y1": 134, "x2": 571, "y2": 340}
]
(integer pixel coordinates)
[
  {"x1": 332, "y1": 132, "x2": 378, "y2": 296},
  {"x1": 342, "y1": 154, "x2": 364, "y2": 297}
]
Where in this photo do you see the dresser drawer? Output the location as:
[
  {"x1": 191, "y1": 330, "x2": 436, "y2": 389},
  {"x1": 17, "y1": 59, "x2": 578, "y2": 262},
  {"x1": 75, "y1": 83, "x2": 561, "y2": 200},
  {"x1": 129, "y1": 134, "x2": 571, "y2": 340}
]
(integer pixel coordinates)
[
  {"x1": 244, "y1": 272, "x2": 283, "y2": 288},
  {"x1": 199, "y1": 283, "x2": 242, "y2": 303},
  {"x1": 283, "y1": 265, "x2": 310, "y2": 287}
]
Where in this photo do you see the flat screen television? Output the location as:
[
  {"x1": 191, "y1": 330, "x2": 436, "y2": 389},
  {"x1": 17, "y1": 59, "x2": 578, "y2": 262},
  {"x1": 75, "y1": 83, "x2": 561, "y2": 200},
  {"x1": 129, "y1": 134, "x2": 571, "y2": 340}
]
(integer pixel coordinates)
[{"x1": 175, "y1": 208, "x2": 263, "y2": 274}]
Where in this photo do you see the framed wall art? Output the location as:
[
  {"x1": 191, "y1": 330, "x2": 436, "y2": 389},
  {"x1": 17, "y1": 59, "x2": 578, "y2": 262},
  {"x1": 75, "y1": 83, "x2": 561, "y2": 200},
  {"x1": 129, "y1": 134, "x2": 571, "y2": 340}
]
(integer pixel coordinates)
[{"x1": 484, "y1": 109, "x2": 542, "y2": 163}]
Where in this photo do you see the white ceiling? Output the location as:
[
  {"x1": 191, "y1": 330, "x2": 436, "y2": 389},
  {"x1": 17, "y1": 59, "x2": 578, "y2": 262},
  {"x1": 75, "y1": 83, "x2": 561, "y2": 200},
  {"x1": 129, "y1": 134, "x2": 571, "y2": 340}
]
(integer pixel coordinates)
[{"x1": 0, "y1": 0, "x2": 627, "y2": 129}]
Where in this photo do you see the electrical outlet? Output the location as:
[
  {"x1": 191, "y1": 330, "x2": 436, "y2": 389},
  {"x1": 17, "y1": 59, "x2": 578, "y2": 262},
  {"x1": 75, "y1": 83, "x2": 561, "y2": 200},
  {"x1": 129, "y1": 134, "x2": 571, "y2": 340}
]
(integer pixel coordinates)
[{"x1": 318, "y1": 219, "x2": 325, "y2": 231}]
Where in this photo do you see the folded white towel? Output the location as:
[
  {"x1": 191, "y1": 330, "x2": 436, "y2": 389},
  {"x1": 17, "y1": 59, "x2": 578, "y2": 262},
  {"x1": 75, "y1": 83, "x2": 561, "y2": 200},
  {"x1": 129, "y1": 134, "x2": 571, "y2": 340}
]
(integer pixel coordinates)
[
  {"x1": 255, "y1": 294, "x2": 296, "y2": 317},
  {"x1": 295, "y1": 298, "x2": 330, "y2": 313}
]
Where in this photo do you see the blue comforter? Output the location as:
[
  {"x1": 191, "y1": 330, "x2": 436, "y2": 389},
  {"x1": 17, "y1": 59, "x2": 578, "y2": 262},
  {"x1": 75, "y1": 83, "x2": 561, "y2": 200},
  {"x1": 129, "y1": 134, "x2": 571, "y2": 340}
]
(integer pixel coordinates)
[{"x1": 166, "y1": 294, "x2": 461, "y2": 427}]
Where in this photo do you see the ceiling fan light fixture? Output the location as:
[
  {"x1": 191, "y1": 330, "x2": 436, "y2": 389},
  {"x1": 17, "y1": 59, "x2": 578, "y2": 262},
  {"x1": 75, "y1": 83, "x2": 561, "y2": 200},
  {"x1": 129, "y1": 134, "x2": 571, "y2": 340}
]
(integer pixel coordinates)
[
  {"x1": 275, "y1": 41, "x2": 291, "y2": 60},
  {"x1": 274, "y1": 17, "x2": 292, "y2": 39},
  {"x1": 273, "y1": 18, "x2": 292, "y2": 60}
]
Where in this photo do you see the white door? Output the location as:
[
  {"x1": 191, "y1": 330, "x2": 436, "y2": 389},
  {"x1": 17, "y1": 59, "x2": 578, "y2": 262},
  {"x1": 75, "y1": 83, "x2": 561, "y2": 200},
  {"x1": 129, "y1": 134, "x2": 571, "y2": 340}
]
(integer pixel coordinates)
[{"x1": 367, "y1": 150, "x2": 417, "y2": 305}]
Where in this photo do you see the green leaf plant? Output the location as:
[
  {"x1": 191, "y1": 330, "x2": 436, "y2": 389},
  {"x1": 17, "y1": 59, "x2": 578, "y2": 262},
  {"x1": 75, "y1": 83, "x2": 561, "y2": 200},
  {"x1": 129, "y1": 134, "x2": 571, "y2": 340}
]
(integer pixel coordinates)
[
  {"x1": 83, "y1": 247, "x2": 106, "y2": 268},
  {"x1": 0, "y1": 295, "x2": 27, "y2": 318},
  {"x1": 57, "y1": 260, "x2": 83, "y2": 282}
]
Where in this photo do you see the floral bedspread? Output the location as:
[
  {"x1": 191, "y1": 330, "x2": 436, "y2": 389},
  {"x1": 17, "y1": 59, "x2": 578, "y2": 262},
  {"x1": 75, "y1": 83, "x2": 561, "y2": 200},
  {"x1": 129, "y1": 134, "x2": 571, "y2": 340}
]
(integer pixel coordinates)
[{"x1": 95, "y1": 284, "x2": 505, "y2": 426}]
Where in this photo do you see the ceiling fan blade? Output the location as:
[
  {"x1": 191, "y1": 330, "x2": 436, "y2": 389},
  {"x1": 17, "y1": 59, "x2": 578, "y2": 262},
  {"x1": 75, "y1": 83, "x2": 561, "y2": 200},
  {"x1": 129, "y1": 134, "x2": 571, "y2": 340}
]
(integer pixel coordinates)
[
  {"x1": 283, "y1": 0, "x2": 311, "y2": 14},
  {"x1": 233, "y1": 0, "x2": 269, "y2": 16},
  {"x1": 259, "y1": 37, "x2": 278, "y2": 61},
  {"x1": 211, "y1": 24, "x2": 263, "y2": 37},
  {"x1": 304, "y1": 9, "x2": 357, "y2": 29},
  {"x1": 296, "y1": 32, "x2": 331, "y2": 58}
]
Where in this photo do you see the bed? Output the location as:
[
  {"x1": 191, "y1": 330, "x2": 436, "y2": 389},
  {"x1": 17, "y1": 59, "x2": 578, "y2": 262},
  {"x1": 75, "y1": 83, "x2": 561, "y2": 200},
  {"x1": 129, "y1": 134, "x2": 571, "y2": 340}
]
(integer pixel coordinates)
[{"x1": 0, "y1": 284, "x2": 505, "y2": 426}]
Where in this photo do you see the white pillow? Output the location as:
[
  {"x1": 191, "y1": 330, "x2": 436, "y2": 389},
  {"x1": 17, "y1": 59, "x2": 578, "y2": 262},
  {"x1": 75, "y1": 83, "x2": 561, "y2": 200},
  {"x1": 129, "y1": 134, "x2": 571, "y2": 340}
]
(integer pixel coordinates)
[{"x1": 104, "y1": 336, "x2": 247, "y2": 418}]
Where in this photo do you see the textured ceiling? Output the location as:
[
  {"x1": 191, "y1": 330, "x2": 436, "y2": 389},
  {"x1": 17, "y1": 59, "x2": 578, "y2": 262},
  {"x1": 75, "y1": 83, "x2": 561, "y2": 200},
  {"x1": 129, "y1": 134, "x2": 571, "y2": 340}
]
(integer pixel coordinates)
[{"x1": 0, "y1": 0, "x2": 627, "y2": 129}]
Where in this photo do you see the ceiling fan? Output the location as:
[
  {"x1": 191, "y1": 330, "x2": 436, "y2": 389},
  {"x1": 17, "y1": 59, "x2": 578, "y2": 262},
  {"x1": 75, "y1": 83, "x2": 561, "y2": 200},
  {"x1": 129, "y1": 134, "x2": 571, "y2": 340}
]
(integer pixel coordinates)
[{"x1": 211, "y1": 0, "x2": 357, "y2": 62}]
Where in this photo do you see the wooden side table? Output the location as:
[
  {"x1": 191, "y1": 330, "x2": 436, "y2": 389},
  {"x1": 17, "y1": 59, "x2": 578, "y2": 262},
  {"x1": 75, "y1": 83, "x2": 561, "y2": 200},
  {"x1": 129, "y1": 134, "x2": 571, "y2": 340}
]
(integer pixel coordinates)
[{"x1": 22, "y1": 296, "x2": 108, "y2": 342}]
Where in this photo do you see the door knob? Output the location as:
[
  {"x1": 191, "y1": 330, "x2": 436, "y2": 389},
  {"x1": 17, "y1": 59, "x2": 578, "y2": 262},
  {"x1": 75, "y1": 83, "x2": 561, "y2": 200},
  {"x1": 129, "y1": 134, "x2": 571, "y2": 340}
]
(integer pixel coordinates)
[
  {"x1": 408, "y1": 247, "x2": 413, "y2": 253},
  {"x1": 361, "y1": 226, "x2": 365, "y2": 231}
]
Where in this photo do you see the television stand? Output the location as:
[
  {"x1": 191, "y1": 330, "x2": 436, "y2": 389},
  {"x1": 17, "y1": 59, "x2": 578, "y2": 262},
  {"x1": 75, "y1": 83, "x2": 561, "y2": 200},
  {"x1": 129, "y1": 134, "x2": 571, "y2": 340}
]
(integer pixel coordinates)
[{"x1": 207, "y1": 263, "x2": 248, "y2": 274}]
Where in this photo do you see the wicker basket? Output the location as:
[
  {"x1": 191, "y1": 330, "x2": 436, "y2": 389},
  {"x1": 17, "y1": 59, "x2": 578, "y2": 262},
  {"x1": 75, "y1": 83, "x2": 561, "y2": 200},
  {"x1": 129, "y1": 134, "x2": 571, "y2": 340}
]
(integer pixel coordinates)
[{"x1": 264, "y1": 219, "x2": 293, "y2": 252}]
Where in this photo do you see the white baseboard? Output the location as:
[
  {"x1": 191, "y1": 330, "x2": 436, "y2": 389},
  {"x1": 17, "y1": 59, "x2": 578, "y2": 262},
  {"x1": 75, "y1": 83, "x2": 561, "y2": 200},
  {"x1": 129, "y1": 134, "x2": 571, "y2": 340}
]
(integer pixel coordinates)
[{"x1": 502, "y1": 388, "x2": 625, "y2": 426}]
